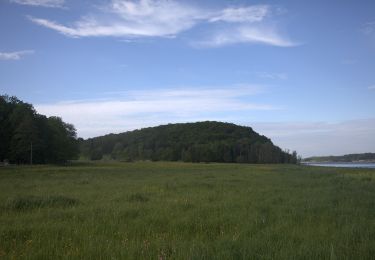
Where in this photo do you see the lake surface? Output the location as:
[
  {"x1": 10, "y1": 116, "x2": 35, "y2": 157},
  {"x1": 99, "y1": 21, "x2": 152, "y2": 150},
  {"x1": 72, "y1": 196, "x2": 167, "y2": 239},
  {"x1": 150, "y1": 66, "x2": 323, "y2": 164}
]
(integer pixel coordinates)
[{"x1": 303, "y1": 162, "x2": 375, "y2": 169}]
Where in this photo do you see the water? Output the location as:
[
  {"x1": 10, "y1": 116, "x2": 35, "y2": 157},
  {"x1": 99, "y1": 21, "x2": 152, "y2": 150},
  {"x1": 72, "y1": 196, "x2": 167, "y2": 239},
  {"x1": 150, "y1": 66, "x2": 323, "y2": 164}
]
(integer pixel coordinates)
[{"x1": 303, "y1": 162, "x2": 375, "y2": 169}]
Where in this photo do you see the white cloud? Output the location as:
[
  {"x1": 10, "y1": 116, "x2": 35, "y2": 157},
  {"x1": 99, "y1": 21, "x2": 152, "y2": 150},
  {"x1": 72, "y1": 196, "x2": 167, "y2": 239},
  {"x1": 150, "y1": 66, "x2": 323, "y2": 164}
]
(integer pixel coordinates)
[
  {"x1": 29, "y1": 0, "x2": 207, "y2": 38},
  {"x1": 252, "y1": 119, "x2": 375, "y2": 157},
  {"x1": 0, "y1": 50, "x2": 34, "y2": 60},
  {"x1": 195, "y1": 26, "x2": 297, "y2": 47},
  {"x1": 209, "y1": 5, "x2": 269, "y2": 23},
  {"x1": 28, "y1": 0, "x2": 296, "y2": 47},
  {"x1": 10, "y1": 0, "x2": 65, "y2": 8},
  {"x1": 28, "y1": 18, "x2": 81, "y2": 37},
  {"x1": 35, "y1": 85, "x2": 277, "y2": 138},
  {"x1": 368, "y1": 85, "x2": 375, "y2": 90}
]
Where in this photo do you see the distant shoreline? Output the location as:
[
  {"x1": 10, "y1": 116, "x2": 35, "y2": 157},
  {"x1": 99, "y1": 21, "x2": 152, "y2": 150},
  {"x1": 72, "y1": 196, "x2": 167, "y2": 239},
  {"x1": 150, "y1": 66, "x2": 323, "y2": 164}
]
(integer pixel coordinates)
[
  {"x1": 302, "y1": 160, "x2": 375, "y2": 164},
  {"x1": 303, "y1": 153, "x2": 375, "y2": 164},
  {"x1": 302, "y1": 162, "x2": 375, "y2": 169}
]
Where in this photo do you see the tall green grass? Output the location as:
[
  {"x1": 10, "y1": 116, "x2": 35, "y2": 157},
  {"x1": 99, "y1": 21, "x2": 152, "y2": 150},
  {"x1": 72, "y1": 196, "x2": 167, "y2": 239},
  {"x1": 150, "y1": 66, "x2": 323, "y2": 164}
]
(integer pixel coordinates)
[{"x1": 0, "y1": 162, "x2": 374, "y2": 259}]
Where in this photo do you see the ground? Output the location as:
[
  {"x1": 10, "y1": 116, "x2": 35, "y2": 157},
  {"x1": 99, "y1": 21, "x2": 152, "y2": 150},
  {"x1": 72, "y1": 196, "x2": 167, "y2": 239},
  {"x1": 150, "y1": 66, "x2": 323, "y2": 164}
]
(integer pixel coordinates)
[{"x1": 0, "y1": 162, "x2": 374, "y2": 259}]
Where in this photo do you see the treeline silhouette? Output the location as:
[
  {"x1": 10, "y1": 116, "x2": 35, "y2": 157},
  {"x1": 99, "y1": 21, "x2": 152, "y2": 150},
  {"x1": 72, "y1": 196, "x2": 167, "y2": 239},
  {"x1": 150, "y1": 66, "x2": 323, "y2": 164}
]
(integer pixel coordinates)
[
  {"x1": 0, "y1": 95, "x2": 79, "y2": 164},
  {"x1": 81, "y1": 121, "x2": 298, "y2": 164}
]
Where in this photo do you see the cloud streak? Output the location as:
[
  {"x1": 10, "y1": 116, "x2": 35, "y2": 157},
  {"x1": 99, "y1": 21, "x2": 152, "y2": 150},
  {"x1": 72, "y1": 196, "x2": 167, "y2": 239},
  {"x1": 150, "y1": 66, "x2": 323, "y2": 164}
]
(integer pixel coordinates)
[
  {"x1": 209, "y1": 5, "x2": 269, "y2": 23},
  {"x1": 28, "y1": 0, "x2": 296, "y2": 47},
  {"x1": 0, "y1": 50, "x2": 34, "y2": 60},
  {"x1": 256, "y1": 72, "x2": 288, "y2": 80},
  {"x1": 252, "y1": 119, "x2": 375, "y2": 157},
  {"x1": 35, "y1": 85, "x2": 277, "y2": 138},
  {"x1": 195, "y1": 26, "x2": 297, "y2": 47},
  {"x1": 10, "y1": 0, "x2": 65, "y2": 8}
]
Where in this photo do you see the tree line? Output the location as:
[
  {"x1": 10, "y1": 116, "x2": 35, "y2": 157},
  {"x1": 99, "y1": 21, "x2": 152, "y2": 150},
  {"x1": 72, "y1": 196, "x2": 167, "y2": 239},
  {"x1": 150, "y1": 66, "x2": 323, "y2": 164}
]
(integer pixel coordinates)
[
  {"x1": 81, "y1": 121, "x2": 298, "y2": 164},
  {"x1": 0, "y1": 95, "x2": 79, "y2": 164}
]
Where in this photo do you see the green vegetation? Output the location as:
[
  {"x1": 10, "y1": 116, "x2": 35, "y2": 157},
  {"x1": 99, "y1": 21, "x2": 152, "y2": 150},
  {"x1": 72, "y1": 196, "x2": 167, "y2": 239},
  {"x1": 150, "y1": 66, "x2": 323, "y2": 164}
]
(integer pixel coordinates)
[
  {"x1": 1, "y1": 162, "x2": 374, "y2": 259},
  {"x1": 81, "y1": 121, "x2": 298, "y2": 164},
  {"x1": 0, "y1": 95, "x2": 79, "y2": 164},
  {"x1": 304, "y1": 153, "x2": 375, "y2": 163}
]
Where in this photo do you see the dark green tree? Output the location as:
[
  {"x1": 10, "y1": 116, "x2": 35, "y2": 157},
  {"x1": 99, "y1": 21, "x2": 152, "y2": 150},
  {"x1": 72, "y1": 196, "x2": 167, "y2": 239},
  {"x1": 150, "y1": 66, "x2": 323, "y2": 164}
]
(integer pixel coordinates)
[
  {"x1": 0, "y1": 95, "x2": 79, "y2": 164},
  {"x1": 10, "y1": 114, "x2": 39, "y2": 164},
  {"x1": 46, "y1": 116, "x2": 79, "y2": 163}
]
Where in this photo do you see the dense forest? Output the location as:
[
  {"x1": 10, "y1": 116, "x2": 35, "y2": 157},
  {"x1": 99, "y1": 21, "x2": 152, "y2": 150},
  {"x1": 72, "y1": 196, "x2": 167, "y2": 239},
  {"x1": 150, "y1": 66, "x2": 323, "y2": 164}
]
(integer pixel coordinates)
[
  {"x1": 0, "y1": 95, "x2": 79, "y2": 164},
  {"x1": 81, "y1": 121, "x2": 298, "y2": 164},
  {"x1": 304, "y1": 153, "x2": 375, "y2": 163}
]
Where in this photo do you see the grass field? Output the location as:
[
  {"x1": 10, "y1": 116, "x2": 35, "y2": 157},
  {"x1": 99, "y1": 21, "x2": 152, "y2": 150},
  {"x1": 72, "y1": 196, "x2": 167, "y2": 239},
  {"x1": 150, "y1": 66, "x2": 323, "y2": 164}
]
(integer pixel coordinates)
[{"x1": 0, "y1": 162, "x2": 375, "y2": 259}]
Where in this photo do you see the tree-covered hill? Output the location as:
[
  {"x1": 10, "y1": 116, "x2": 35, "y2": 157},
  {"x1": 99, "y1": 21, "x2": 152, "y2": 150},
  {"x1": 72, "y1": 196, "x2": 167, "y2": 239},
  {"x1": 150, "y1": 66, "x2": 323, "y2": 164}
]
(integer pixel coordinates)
[
  {"x1": 304, "y1": 153, "x2": 375, "y2": 163},
  {"x1": 81, "y1": 121, "x2": 298, "y2": 164},
  {"x1": 0, "y1": 95, "x2": 79, "y2": 164}
]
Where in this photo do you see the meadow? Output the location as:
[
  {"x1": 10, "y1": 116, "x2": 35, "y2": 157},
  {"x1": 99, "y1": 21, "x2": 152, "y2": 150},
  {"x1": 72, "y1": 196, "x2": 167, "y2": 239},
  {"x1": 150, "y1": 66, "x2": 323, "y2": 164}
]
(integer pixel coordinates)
[{"x1": 0, "y1": 162, "x2": 374, "y2": 259}]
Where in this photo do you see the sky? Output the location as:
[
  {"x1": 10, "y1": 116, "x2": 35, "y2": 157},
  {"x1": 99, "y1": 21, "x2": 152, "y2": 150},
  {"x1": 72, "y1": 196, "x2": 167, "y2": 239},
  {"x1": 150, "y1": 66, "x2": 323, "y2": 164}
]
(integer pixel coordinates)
[{"x1": 1, "y1": 0, "x2": 375, "y2": 157}]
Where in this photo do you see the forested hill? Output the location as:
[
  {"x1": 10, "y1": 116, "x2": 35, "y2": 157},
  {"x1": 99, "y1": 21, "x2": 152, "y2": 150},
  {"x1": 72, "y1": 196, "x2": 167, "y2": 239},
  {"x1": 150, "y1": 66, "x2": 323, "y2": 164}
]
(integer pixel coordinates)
[
  {"x1": 304, "y1": 153, "x2": 375, "y2": 163},
  {"x1": 81, "y1": 121, "x2": 298, "y2": 164}
]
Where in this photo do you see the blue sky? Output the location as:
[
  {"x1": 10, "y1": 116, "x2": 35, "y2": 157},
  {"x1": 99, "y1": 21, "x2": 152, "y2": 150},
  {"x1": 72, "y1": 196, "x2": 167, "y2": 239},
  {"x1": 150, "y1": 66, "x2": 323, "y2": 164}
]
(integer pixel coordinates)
[{"x1": 1, "y1": 0, "x2": 375, "y2": 157}]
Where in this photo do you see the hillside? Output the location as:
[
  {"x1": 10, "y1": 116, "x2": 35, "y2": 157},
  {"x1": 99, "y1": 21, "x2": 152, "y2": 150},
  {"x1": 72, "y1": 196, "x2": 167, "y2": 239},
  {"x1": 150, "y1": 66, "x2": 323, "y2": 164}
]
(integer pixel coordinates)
[
  {"x1": 80, "y1": 121, "x2": 297, "y2": 163},
  {"x1": 304, "y1": 153, "x2": 375, "y2": 163}
]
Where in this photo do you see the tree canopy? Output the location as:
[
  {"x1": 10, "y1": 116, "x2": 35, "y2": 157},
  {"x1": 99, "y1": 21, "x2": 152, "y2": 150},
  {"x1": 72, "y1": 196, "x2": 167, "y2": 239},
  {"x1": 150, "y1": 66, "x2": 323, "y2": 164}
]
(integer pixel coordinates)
[
  {"x1": 80, "y1": 121, "x2": 298, "y2": 164},
  {"x1": 0, "y1": 95, "x2": 79, "y2": 164}
]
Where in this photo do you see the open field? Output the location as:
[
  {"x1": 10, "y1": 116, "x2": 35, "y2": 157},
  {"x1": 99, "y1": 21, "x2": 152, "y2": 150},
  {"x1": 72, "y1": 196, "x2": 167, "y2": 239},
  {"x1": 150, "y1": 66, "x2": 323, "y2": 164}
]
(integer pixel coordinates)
[{"x1": 1, "y1": 162, "x2": 375, "y2": 259}]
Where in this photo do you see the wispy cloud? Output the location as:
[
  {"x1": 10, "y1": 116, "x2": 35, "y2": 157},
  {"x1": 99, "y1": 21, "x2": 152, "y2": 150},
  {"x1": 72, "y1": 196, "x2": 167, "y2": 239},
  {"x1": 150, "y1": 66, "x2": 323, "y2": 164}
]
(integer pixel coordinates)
[
  {"x1": 35, "y1": 85, "x2": 278, "y2": 138},
  {"x1": 209, "y1": 5, "x2": 269, "y2": 23},
  {"x1": 368, "y1": 85, "x2": 375, "y2": 90},
  {"x1": 29, "y1": 0, "x2": 207, "y2": 38},
  {"x1": 28, "y1": 0, "x2": 296, "y2": 47},
  {"x1": 10, "y1": 0, "x2": 65, "y2": 8},
  {"x1": 256, "y1": 72, "x2": 288, "y2": 80},
  {"x1": 252, "y1": 119, "x2": 375, "y2": 157},
  {"x1": 195, "y1": 26, "x2": 297, "y2": 47},
  {"x1": 0, "y1": 50, "x2": 34, "y2": 60}
]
